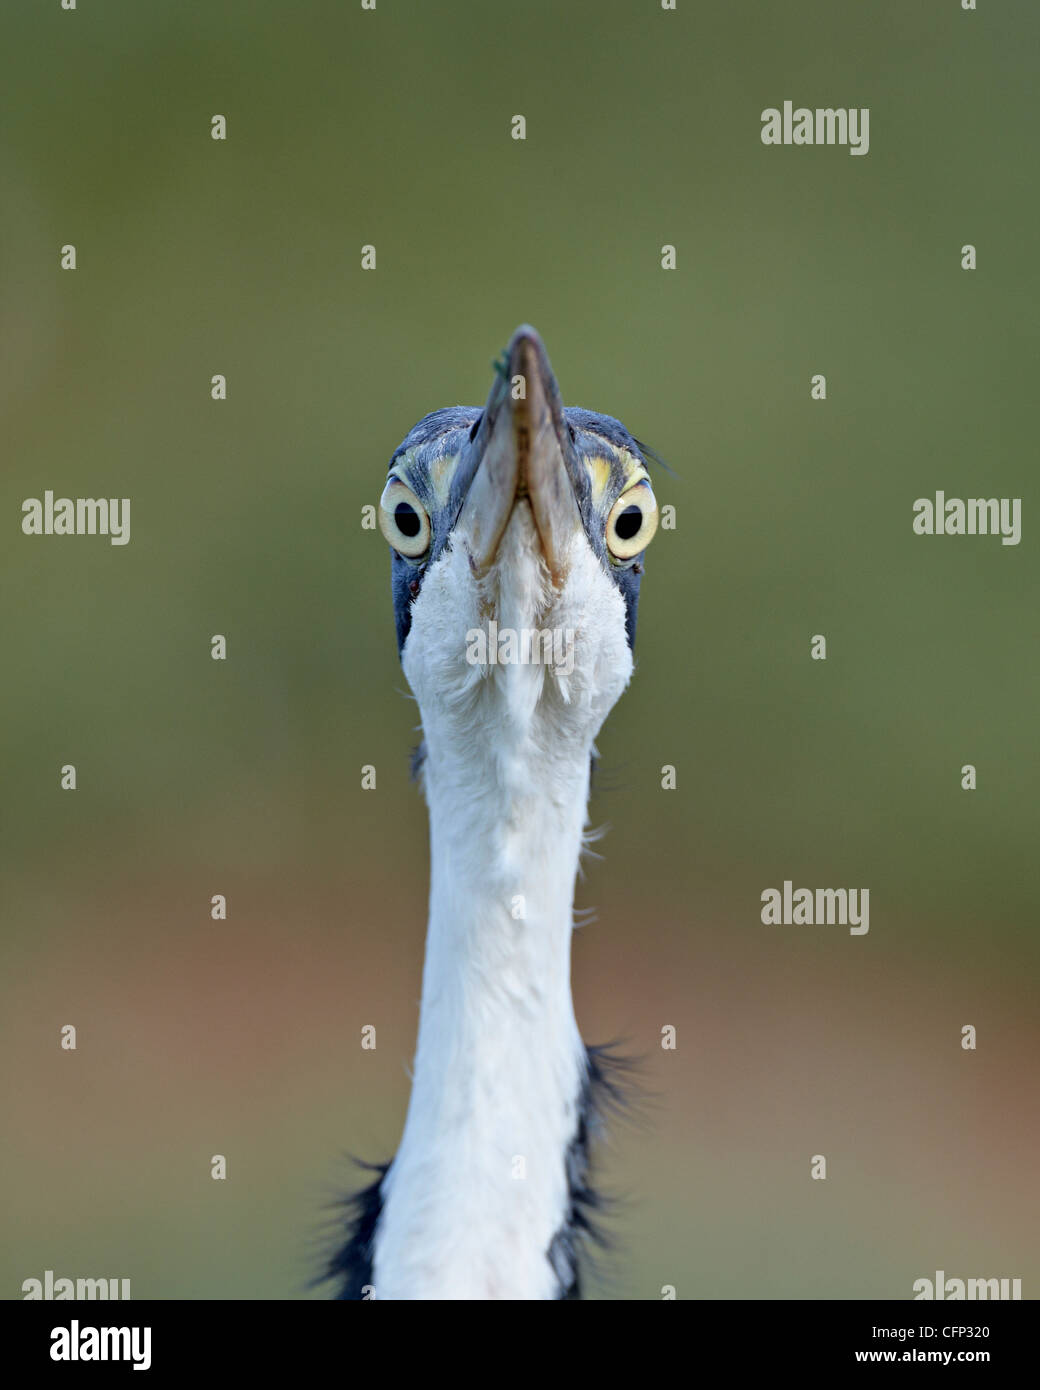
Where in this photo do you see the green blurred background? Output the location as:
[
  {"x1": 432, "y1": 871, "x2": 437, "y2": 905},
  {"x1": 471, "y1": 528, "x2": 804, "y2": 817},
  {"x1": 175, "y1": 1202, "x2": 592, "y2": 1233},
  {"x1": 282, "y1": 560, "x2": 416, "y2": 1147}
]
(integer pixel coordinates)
[{"x1": 2, "y1": 0, "x2": 1037, "y2": 1299}]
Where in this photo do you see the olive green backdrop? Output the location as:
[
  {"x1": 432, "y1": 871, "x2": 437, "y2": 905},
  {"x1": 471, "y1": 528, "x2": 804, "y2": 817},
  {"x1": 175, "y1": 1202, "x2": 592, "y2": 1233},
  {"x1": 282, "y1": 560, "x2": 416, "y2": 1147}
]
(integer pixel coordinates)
[{"x1": 2, "y1": 0, "x2": 1037, "y2": 1298}]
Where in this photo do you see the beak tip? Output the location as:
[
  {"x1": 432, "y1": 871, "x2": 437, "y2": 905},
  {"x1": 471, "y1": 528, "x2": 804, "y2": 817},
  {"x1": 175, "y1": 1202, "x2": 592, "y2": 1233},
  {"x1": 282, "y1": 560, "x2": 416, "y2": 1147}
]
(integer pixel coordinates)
[
  {"x1": 509, "y1": 323, "x2": 543, "y2": 349},
  {"x1": 507, "y1": 324, "x2": 549, "y2": 380},
  {"x1": 460, "y1": 325, "x2": 580, "y2": 580}
]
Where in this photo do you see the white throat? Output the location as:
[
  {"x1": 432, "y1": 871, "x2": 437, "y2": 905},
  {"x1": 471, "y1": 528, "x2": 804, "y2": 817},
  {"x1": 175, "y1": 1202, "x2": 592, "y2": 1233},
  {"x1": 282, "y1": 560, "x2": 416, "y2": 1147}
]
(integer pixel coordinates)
[{"x1": 371, "y1": 506, "x2": 633, "y2": 1299}]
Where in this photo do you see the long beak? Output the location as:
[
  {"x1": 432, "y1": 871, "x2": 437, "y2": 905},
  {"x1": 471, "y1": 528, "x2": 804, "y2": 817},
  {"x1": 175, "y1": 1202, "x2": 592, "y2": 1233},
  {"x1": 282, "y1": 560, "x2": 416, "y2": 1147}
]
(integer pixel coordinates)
[{"x1": 454, "y1": 326, "x2": 584, "y2": 582}]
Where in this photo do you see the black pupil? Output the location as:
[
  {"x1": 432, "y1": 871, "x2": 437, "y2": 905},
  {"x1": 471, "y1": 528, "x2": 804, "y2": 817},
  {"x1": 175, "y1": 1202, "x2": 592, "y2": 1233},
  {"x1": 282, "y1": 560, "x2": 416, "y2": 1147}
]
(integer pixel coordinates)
[
  {"x1": 614, "y1": 505, "x2": 643, "y2": 541},
  {"x1": 395, "y1": 502, "x2": 421, "y2": 538}
]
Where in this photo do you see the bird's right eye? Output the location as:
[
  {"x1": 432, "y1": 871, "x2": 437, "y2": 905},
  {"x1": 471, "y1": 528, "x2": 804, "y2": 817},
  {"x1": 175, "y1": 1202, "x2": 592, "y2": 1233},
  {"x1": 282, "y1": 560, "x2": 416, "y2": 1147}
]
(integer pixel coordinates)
[{"x1": 378, "y1": 479, "x2": 431, "y2": 558}]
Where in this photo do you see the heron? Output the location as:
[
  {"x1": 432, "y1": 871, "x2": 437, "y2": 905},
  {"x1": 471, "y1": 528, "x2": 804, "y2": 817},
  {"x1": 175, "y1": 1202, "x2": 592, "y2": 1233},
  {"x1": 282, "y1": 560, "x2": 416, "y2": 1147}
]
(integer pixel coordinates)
[{"x1": 329, "y1": 325, "x2": 660, "y2": 1300}]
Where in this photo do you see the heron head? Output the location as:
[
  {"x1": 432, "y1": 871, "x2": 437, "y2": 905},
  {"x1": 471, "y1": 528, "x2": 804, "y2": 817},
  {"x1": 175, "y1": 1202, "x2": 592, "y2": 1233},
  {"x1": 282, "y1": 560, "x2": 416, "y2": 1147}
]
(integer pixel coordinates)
[{"x1": 377, "y1": 326, "x2": 659, "y2": 738}]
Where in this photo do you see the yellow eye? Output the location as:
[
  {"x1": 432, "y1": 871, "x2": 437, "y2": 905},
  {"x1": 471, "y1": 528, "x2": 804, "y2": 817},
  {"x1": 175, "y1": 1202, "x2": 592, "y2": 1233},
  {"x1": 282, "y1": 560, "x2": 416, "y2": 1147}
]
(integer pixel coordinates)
[
  {"x1": 378, "y1": 478, "x2": 431, "y2": 559},
  {"x1": 606, "y1": 480, "x2": 658, "y2": 560}
]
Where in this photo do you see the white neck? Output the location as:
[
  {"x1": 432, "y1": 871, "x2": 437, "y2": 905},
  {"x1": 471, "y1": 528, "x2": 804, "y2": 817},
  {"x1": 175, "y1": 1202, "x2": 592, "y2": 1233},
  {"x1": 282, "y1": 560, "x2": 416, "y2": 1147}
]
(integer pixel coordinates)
[
  {"x1": 371, "y1": 712, "x2": 591, "y2": 1299},
  {"x1": 372, "y1": 515, "x2": 633, "y2": 1299}
]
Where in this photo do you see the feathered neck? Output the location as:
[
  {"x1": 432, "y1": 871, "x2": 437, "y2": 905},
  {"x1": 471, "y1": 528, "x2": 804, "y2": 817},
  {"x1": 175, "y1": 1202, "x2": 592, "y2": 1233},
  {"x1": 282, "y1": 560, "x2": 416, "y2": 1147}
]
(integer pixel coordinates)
[
  {"x1": 339, "y1": 512, "x2": 634, "y2": 1300},
  {"x1": 369, "y1": 666, "x2": 595, "y2": 1299}
]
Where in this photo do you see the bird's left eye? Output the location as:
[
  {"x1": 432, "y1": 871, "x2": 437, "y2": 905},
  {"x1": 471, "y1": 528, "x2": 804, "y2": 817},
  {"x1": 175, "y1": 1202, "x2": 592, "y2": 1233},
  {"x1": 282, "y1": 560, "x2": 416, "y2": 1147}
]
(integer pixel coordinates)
[
  {"x1": 378, "y1": 479, "x2": 431, "y2": 558},
  {"x1": 606, "y1": 480, "x2": 658, "y2": 560}
]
